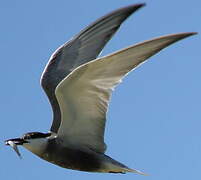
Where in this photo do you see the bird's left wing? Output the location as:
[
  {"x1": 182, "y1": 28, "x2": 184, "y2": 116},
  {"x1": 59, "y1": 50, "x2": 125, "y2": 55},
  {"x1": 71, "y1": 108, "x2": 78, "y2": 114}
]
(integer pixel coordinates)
[
  {"x1": 55, "y1": 32, "x2": 196, "y2": 153},
  {"x1": 40, "y1": 4, "x2": 145, "y2": 133}
]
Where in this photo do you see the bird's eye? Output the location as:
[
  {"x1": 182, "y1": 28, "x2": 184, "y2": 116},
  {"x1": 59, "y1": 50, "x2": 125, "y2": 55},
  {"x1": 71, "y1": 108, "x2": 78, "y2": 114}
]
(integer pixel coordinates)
[{"x1": 23, "y1": 135, "x2": 30, "y2": 140}]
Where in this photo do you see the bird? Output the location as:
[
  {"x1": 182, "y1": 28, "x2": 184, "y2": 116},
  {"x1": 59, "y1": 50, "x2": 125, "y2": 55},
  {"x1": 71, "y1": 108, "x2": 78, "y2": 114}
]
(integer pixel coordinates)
[{"x1": 5, "y1": 3, "x2": 196, "y2": 174}]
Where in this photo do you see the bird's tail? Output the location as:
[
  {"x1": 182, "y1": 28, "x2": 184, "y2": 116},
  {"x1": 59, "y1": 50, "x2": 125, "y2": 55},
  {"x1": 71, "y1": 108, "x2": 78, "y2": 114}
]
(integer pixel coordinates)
[
  {"x1": 120, "y1": 167, "x2": 148, "y2": 175},
  {"x1": 101, "y1": 155, "x2": 148, "y2": 175}
]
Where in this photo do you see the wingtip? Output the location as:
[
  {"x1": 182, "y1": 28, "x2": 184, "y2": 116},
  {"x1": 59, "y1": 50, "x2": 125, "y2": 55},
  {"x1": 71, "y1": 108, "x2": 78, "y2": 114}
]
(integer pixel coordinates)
[
  {"x1": 138, "y1": 3, "x2": 146, "y2": 7},
  {"x1": 172, "y1": 32, "x2": 198, "y2": 41},
  {"x1": 128, "y1": 3, "x2": 146, "y2": 10},
  {"x1": 133, "y1": 3, "x2": 146, "y2": 7},
  {"x1": 148, "y1": 32, "x2": 198, "y2": 43},
  {"x1": 190, "y1": 32, "x2": 198, "y2": 35},
  {"x1": 182, "y1": 32, "x2": 198, "y2": 36},
  {"x1": 116, "y1": 3, "x2": 145, "y2": 20}
]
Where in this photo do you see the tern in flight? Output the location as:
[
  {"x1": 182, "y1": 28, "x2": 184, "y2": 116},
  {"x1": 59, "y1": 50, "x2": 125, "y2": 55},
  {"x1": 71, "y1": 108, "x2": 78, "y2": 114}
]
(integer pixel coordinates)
[{"x1": 5, "y1": 3, "x2": 196, "y2": 174}]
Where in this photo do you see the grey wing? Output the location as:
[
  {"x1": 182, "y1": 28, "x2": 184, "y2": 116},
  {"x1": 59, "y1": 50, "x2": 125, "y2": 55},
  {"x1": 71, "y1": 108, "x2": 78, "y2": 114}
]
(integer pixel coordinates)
[
  {"x1": 55, "y1": 32, "x2": 196, "y2": 153},
  {"x1": 40, "y1": 4, "x2": 145, "y2": 133}
]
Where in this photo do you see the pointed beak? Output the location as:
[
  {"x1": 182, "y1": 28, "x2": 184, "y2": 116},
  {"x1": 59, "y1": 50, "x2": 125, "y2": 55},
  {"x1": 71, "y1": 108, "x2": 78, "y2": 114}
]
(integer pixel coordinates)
[
  {"x1": 5, "y1": 138, "x2": 28, "y2": 145},
  {"x1": 5, "y1": 138, "x2": 28, "y2": 159}
]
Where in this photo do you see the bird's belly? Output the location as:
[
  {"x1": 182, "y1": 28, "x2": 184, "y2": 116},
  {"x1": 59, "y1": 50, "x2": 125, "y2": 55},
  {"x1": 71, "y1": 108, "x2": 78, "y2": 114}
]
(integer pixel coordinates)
[{"x1": 41, "y1": 146, "x2": 103, "y2": 172}]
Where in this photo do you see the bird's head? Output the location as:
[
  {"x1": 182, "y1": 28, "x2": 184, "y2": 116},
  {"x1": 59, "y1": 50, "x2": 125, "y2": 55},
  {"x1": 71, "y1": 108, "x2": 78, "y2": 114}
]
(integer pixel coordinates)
[{"x1": 5, "y1": 132, "x2": 55, "y2": 158}]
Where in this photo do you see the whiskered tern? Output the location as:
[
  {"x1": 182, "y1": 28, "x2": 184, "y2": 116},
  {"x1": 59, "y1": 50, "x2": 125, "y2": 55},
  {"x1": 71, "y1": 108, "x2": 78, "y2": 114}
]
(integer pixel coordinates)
[{"x1": 5, "y1": 3, "x2": 196, "y2": 174}]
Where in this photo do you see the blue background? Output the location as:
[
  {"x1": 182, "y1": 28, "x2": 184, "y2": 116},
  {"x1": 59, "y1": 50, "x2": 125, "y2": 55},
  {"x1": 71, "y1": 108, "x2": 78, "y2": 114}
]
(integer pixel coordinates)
[{"x1": 1, "y1": 0, "x2": 200, "y2": 180}]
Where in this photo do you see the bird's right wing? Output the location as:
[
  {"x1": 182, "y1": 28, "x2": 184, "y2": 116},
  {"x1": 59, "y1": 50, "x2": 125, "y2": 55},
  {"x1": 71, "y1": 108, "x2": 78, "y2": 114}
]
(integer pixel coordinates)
[
  {"x1": 55, "y1": 32, "x2": 196, "y2": 153},
  {"x1": 40, "y1": 4, "x2": 145, "y2": 133}
]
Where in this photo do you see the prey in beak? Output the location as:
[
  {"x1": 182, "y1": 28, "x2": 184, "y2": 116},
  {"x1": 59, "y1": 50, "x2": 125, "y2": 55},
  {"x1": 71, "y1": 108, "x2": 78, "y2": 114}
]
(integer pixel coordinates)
[{"x1": 5, "y1": 138, "x2": 28, "y2": 159}]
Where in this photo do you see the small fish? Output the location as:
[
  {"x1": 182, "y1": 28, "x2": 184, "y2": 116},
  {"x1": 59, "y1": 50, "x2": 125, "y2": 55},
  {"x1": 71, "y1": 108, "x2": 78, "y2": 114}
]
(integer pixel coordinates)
[{"x1": 5, "y1": 138, "x2": 27, "y2": 159}]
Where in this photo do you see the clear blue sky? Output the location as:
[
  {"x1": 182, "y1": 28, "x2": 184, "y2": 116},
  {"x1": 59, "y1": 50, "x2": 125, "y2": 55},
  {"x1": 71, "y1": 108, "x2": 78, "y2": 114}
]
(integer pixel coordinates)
[{"x1": 1, "y1": 0, "x2": 200, "y2": 180}]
